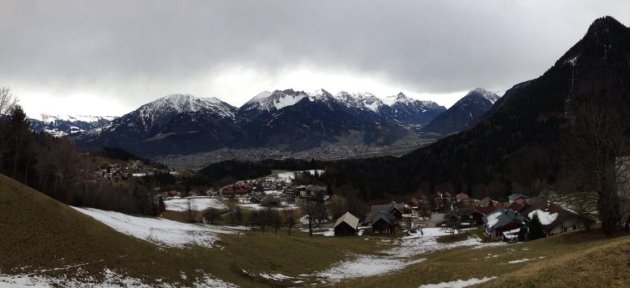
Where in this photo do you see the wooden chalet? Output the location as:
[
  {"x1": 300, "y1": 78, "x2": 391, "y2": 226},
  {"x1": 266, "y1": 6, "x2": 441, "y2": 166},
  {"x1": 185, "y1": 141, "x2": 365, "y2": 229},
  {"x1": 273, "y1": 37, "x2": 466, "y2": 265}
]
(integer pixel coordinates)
[
  {"x1": 371, "y1": 211, "x2": 396, "y2": 235},
  {"x1": 334, "y1": 212, "x2": 360, "y2": 236}
]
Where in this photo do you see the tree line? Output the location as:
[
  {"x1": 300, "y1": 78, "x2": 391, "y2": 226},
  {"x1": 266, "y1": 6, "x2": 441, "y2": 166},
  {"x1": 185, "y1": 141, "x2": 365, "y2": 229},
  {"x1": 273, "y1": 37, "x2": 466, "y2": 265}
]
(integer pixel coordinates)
[{"x1": 0, "y1": 87, "x2": 158, "y2": 215}]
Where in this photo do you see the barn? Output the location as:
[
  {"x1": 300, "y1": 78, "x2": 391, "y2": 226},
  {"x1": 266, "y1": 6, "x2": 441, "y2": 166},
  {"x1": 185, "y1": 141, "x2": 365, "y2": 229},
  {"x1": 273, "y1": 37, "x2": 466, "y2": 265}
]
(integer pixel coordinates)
[{"x1": 334, "y1": 212, "x2": 359, "y2": 236}]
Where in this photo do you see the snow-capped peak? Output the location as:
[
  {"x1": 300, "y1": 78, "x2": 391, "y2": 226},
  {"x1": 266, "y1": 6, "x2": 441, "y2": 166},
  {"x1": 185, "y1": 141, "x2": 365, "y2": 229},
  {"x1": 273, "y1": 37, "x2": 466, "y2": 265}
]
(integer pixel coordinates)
[
  {"x1": 242, "y1": 88, "x2": 445, "y2": 114},
  {"x1": 383, "y1": 92, "x2": 413, "y2": 106},
  {"x1": 334, "y1": 91, "x2": 385, "y2": 112},
  {"x1": 470, "y1": 88, "x2": 500, "y2": 104},
  {"x1": 243, "y1": 89, "x2": 309, "y2": 111},
  {"x1": 139, "y1": 94, "x2": 235, "y2": 118}
]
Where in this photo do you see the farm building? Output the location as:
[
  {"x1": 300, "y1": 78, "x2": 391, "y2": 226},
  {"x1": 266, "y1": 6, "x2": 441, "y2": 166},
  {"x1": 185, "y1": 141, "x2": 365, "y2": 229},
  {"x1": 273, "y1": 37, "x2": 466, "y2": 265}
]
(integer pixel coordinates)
[
  {"x1": 334, "y1": 212, "x2": 359, "y2": 236},
  {"x1": 522, "y1": 201, "x2": 594, "y2": 236},
  {"x1": 371, "y1": 211, "x2": 397, "y2": 235}
]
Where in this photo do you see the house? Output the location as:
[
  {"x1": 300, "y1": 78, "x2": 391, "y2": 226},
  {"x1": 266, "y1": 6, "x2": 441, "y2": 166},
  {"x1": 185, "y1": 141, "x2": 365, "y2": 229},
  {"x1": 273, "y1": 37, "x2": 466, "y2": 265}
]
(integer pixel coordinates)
[
  {"x1": 507, "y1": 199, "x2": 530, "y2": 213},
  {"x1": 334, "y1": 212, "x2": 360, "y2": 236},
  {"x1": 369, "y1": 202, "x2": 404, "y2": 222},
  {"x1": 523, "y1": 201, "x2": 594, "y2": 236},
  {"x1": 483, "y1": 208, "x2": 527, "y2": 240},
  {"x1": 472, "y1": 206, "x2": 499, "y2": 226},
  {"x1": 455, "y1": 192, "x2": 470, "y2": 203},
  {"x1": 372, "y1": 211, "x2": 396, "y2": 234},
  {"x1": 453, "y1": 200, "x2": 474, "y2": 218},
  {"x1": 508, "y1": 193, "x2": 528, "y2": 204}
]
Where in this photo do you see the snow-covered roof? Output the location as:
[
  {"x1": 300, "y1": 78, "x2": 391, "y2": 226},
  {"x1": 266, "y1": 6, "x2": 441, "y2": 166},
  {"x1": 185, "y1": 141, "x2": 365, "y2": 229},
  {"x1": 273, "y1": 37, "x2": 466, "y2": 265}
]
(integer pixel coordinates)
[{"x1": 528, "y1": 209, "x2": 559, "y2": 226}]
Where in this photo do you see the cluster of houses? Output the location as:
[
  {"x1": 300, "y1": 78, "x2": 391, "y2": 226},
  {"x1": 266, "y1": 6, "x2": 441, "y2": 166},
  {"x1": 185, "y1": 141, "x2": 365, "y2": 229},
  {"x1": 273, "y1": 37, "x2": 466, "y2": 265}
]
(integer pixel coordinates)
[
  {"x1": 332, "y1": 202, "x2": 407, "y2": 236},
  {"x1": 94, "y1": 160, "x2": 177, "y2": 181},
  {"x1": 217, "y1": 176, "x2": 329, "y2": 208},
  {"x1": 437, "y1": 192, "x2": 594, "y2": 241},
  {"x1": 331, "y1": 192, "x2": 594, "y2": 242},
  {"x1": 479, "y1": 194, "x2": 594, "y2": 241}
]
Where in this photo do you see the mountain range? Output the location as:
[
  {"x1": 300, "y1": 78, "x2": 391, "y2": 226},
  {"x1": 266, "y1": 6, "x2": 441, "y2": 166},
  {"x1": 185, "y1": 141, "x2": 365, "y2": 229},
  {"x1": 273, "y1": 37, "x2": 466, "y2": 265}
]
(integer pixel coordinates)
[
  {"x1": 66, "y1": 88, "x2": 499, "y2": 158},
  {"x1": 28, "y1": 115, "x2": 116, "y2": 137}
]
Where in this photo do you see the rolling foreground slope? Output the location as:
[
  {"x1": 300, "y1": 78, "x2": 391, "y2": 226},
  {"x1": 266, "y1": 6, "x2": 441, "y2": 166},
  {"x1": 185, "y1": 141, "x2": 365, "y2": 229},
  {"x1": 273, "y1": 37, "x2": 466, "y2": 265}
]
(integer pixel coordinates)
[
  {"x1": 1, "y1": 173, "x2": 629, "y2": 287},
  {"x1": 0, "y1": 173, "x2": 236, "y2": 286}
]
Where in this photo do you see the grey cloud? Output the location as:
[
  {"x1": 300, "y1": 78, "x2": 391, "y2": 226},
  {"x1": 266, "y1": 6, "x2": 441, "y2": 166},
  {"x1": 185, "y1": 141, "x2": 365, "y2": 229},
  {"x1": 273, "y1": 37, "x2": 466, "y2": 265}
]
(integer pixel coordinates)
[{"x1": 1, "y1": 0, "x2": 629, "y2": 112}]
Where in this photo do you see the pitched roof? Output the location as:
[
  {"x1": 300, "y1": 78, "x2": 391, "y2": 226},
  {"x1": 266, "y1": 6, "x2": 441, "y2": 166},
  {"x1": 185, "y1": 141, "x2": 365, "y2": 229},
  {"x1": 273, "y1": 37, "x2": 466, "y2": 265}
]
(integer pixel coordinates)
[
  {"x1": 483, "y1": 208, "x2": 527, "y2": 231},
  {"x1": 371, "y1": 211, "x2": 396, "y2": 225},
  {"x1": 508, "y1": 193, "x2": 528, "y2": 201},
  {"x1": 522, "y1": 200, "x2": 594, "y2": 232},
  {"x1": 368, "y1": 202, "x2": 403, "y2": 220},
  {"x1": 334, "y1": 212, "x2": 359, "y2": 230}
]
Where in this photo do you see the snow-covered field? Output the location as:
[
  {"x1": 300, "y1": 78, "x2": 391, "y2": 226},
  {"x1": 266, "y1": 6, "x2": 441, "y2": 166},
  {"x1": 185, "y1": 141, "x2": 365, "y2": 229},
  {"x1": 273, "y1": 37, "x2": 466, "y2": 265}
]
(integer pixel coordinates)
[
  {"x1": 72, "y1": 207, "x2": 235, "y2": 247},
  {"x1": 315, "y1": 228, "x2": 490, "y2": 283},
  {"x1": 0, "y1": 269, "x2": 237, "y2": 288},
  {"x1": 164, "y1": 196, "x2": 228, "y2": 212},
  {"x1": 317, "y1": 255, "x2": 425, "y2": 281}
]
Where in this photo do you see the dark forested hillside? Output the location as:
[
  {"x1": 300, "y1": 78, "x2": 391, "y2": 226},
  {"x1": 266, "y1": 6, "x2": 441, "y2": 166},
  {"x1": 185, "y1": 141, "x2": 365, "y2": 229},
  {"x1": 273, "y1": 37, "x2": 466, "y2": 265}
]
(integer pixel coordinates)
[{"x1": 322, "y1": 16, "x2": 630, "y2": 201}]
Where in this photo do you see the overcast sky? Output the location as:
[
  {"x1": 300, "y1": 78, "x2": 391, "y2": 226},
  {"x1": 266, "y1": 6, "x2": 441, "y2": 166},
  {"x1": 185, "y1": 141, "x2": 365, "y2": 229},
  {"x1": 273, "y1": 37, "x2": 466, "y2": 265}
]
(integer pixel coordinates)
[{"x1": 1, "y1": 1, "x2": 629, "y2": 117}]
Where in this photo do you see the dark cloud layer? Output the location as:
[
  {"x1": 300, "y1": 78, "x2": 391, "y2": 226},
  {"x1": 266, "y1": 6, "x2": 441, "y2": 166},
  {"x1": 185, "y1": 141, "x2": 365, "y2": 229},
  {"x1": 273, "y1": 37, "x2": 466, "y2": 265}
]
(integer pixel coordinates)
[{"x1": 1, "y1": 1, "x2": 629, "y2": 115}]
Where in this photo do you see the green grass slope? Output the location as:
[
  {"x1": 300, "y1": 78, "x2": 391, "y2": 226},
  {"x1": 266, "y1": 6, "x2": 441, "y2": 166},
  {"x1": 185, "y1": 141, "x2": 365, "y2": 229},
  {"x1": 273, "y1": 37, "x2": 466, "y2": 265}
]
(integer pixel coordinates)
[
  {"x1": 332, "y1": 231, "x2": 630, "y2": 288},
  {"x1": 0, "y1": 173, "x2": 383, "y2": 286}
]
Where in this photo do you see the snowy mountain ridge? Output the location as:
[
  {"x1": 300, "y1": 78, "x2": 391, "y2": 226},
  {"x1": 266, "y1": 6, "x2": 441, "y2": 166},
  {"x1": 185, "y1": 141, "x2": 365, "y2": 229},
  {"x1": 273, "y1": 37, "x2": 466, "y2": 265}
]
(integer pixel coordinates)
[
  {"x1": 137, "y1": 94, "x2": 236, "y2": 119},
  {"x1": 33, "y1": 114, "x2": 117, "y2": 123},
  {"x1": 243, "y1": 89, "x2": 442, "y2": 113}
]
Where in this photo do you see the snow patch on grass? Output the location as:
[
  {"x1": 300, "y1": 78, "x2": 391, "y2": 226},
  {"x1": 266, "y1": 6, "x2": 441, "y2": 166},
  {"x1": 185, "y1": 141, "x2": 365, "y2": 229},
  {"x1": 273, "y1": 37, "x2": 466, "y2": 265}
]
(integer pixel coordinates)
[
  {"x1": 0, "y1": 269, "x2": 237, "y2": 287},
  {"x1": 164, "y1": 197, "x2": 227, "y2": 212},
  {"x1": 418, "y1": 276, "x2": 497, "y2": 288},
  {"x1": 72, "y1": 207, "x2": 235, "y2": 247},
  {"x1": 316, "y1": 229, "x2": 490, "y2": 283},
  {"x1": 259, "y1": 273, "x2": 292, "y2": 281},
  {"x1": 316, "y1": 255, "x2": 425, "y2": 281},
  {"x1": 508, "y1": 258, "x2": 531, "y2": 264}
]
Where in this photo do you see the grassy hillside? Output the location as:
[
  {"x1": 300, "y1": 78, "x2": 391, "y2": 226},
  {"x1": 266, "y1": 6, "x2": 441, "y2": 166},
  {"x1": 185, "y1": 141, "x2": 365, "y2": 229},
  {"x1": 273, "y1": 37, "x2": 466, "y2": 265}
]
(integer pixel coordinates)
[
  {"x1": 2, "y1": 173, "x2": 629, "y2": 287},
  {"x1": 333, "y1": 231, "x2": 630, "y2": 288},
  {"x1": 0, "y1": 173, "x2": 383, "y2": 286}
]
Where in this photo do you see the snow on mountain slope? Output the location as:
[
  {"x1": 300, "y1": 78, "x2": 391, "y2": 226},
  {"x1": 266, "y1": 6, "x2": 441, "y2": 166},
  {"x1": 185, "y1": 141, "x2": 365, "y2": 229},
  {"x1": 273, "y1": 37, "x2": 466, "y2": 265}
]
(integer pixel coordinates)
[
  {"x1": 241, "y1": 89, "x2": 442, "y2": 115},
  {"x1": 137, "y1": 94, "x2": 235, "y2": 118},
  {"x1": 471, "y1": 88, "x2": 500, "y2": 104},
  {"x1": 240, "y1": 89, "x2": 309, "y2": 111}
]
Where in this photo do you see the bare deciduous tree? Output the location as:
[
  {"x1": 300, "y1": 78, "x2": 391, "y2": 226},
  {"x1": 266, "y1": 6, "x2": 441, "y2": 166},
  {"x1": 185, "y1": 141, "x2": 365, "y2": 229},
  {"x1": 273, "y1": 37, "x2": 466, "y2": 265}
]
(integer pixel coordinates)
[{"x1": 568, "y1": 101, "x2": 629, "y2": 234}]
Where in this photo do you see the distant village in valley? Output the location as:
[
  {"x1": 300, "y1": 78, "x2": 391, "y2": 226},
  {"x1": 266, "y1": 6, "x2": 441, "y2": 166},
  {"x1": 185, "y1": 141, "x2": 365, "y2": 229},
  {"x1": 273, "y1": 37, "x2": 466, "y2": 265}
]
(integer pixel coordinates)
[{"x1": 98, "y1": 159, "x2": 596, "y2": 244}]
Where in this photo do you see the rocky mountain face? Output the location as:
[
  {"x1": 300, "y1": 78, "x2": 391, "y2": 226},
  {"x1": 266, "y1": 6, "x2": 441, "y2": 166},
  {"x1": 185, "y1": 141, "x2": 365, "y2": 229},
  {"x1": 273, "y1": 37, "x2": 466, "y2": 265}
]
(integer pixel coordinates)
[
  {"x1": 74, "y1": 89, "x2": 447, "y2": 157},
  {"x1": 422, "y1": 88, "x2": 500, "y2": 135},
  {"x1": 75, "y1": 94, "x2": 243, "y2": 156}
]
